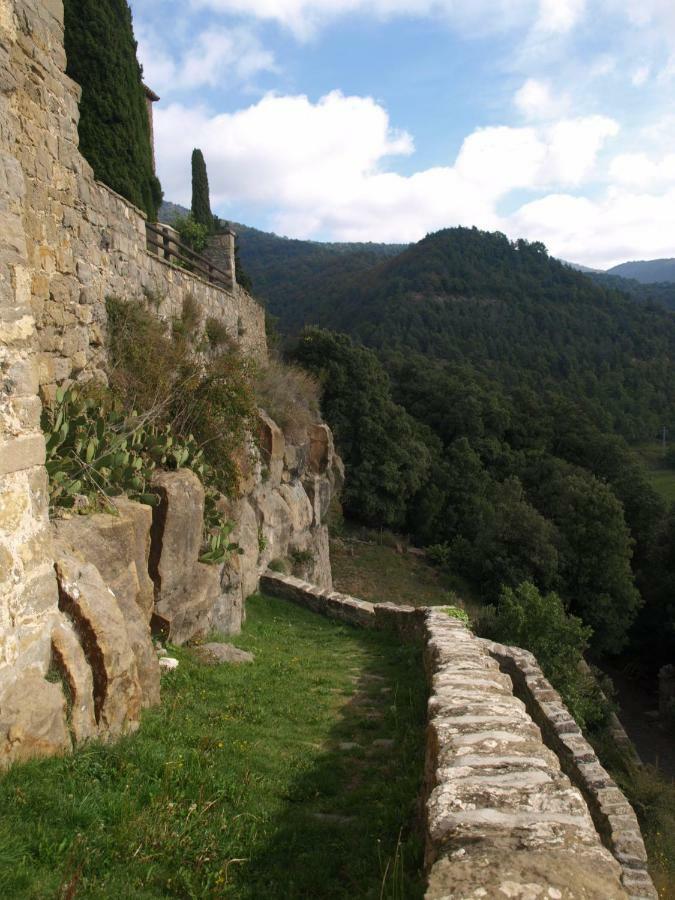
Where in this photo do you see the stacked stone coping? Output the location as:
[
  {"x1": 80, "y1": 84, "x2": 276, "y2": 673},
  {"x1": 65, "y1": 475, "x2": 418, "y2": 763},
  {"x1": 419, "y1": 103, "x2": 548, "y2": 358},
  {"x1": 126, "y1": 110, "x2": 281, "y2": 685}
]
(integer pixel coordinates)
[
  {"x1": 480, "y1": 638, "x2": 657, "y2": 900},
  {"x1": 259, "y1": 571, "x2": 426, "y2": 641},
  {"x1": 261, "y1": 572, "x2": 656, "y2": 899}
]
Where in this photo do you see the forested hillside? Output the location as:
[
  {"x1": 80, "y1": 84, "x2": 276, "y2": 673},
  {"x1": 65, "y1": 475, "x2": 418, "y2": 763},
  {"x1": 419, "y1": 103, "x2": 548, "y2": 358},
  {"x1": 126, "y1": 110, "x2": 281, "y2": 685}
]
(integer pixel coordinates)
[
  {"x1": 158, "y1": 202, "x2": 404, "y2": 322},
  {"x1": 281, "y1": 229, "x2": 675, "y2": 674},
  {"x1": 589, "y1": 271, "x2": 675, "y2": 311},
  {"x1": 282, "y1": 228, "x2": 675, "y2": 442}
]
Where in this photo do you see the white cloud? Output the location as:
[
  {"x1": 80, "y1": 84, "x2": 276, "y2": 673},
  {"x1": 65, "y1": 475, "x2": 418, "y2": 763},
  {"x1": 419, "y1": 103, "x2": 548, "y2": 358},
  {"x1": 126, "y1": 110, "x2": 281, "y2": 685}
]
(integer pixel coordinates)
[
  {"x1": 631, "y1": 65, "x2": 651, "y2": 86},
  {"x1": 136, "y1": 24, "x2": 276, "y2": 94},
  {"x1": 190, "y1": 0, "x2": 582, "y2": 40},
  {"x1": 509, "y1": 187, "x2": 675, "y2": 268},
  {"x1": 514, "y1": 78, "x2": 569, "y2": 120},
  {"x1": 154, "y1": 91, "x2": 624, "y2": 253},
  {"x1": 609, "y1": 151, "x2": 675, "y2": 189},
  {"x1": 535, "y1": 0, "x2": 585, "y2": 34}
]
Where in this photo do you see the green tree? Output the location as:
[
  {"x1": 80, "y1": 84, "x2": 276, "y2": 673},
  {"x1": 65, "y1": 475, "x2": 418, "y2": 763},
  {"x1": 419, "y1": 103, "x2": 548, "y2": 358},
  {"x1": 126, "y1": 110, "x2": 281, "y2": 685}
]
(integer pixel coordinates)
[
  {"x1": 485, "y1": 582, "x2": 609, "y2": 730},
  {"x1": 63, "y1": 0, "x2": 162, "y2": 219},
  {"x1": 533, "y1": 464, "x2": 641, "y2": 654},
  {"x1": 472, "y1": 477, "x2": 560, "y2": 597},
  {"x1": 293, "y1": 328, "x2": 432, "y2": 528},
  {"x1": 191, "y1": 149, "x2": 214, "y2": 232}
]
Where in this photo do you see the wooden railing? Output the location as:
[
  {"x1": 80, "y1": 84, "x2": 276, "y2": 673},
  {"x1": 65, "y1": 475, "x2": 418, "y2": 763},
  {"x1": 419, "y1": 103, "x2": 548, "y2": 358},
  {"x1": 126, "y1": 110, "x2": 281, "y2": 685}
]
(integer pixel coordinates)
[{"x1": 146, "y1": 222, "x2": 232, "y2": 289}]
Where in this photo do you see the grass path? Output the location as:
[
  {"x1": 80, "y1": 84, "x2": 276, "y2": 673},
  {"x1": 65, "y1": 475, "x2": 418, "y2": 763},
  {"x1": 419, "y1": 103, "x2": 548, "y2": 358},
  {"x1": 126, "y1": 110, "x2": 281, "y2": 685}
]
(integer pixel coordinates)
[
  {"x1": 331, "y1": 534, "x2": 476, "y2": 611},
  {"x1": 0, "y1": 594, "x2": 426, "y2": 899}
]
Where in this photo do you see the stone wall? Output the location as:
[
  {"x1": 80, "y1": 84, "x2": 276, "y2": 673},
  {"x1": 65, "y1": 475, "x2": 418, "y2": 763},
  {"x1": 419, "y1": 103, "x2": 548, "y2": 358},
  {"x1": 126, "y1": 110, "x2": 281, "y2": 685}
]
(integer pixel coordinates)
[
  {"x1": 0, "y1": 0, "x2": 269, "y2": 766},
  {"x1": 0, "y1": 0, "x2": 64, "y2": 766},
  {"x1": 4, "y1": 0, "x2": 265, "y2": 406},
  {"x1": 261, "y1": 572, "x2": 658, "y2": 900},
  {"x1": 482, "y1": 639, "x2": 657, "y2": 899}
]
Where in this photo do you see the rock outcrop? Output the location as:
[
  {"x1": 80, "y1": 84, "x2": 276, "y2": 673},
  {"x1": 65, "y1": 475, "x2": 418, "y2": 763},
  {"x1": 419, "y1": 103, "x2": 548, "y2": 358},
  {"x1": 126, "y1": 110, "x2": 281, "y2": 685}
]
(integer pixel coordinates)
[
  {"x1": 147, "y1": 412, "x2": 343, "y2": 646},
  {"x1": 53, "y1": 499, "x2": 159, "y2": 707},
  {"x1": 55, "y1": 555, "x2": 143, "y2": 738}
]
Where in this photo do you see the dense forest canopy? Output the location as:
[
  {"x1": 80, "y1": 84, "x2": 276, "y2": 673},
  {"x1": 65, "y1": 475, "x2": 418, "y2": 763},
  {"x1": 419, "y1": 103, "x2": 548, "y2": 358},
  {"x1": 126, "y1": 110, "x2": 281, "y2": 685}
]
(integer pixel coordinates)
[{"x1": 281, "y1": 228, "x2": 675, "y2": 672}]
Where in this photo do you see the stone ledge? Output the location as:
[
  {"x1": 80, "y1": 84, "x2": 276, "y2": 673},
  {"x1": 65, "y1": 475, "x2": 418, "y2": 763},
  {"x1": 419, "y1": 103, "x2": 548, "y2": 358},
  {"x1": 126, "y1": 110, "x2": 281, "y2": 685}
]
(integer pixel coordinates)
[
  {"x1": 260, "y1": 571, "x2": 424, "y2": 640},
  {"x1": 480, "y1": 639, "x2": 658, "y2": 900}
]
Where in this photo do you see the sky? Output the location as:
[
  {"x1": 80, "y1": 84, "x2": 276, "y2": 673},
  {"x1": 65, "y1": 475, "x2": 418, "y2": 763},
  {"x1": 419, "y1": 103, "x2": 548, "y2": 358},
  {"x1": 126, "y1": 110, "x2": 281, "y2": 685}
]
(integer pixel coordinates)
[{"x1": 129, "y1": 0, "x2": 675, "y2": 268}]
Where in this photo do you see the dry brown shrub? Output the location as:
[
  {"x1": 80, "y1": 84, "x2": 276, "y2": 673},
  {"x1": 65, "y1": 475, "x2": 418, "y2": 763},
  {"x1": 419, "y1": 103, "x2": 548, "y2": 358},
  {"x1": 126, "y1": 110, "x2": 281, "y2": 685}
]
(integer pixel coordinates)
[{"x1": 254, "y1": 357, "x2": 321, "y2": 441}]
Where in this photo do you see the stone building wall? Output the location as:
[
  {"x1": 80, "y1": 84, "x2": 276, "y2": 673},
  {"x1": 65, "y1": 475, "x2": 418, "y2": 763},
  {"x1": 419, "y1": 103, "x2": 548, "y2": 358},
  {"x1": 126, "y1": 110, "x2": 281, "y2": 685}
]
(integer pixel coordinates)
[
  {"x1": 0, "y1": 0, "x2": 267, "y2": 766},
  {"x1": 5, "y1": 0, "x2": 266, "y2": 406},
  {"x1": 0, "y1": 0, "x2": 64, "y2": 765}
]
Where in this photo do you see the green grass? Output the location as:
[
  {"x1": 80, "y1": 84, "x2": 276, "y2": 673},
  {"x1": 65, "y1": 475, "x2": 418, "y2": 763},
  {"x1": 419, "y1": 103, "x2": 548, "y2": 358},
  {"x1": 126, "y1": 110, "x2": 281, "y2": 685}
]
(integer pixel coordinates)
[
  {"x1": 0, "y1": 594, "x2": 426, "y2": 899},
  {"x1": 592, "y1": 731, "x2": 675, "y2": 898},
  {"x1": 331, "y1": 529, "x2": 476, "y2": 612},
  {"x1": 634, "y1": 442, "x2": 675, "y2": 504}
]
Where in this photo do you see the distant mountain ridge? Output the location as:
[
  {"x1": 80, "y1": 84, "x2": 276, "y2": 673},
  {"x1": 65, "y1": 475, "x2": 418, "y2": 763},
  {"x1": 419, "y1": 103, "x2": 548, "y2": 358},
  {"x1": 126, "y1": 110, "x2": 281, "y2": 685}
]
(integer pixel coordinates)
[
  {"x1": 607, "y1": 258, "x2": 675, "y2": 284},
  {"x1": 158, "y1": 202, "x2": 675, "y2": 314}
]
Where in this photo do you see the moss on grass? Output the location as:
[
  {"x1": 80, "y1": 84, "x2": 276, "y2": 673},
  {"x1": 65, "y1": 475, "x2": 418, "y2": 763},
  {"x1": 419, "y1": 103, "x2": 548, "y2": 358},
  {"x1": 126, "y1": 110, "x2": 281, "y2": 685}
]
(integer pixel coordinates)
[{"x1": 0, "y1": 594, "x2": 426, "y2": 899}]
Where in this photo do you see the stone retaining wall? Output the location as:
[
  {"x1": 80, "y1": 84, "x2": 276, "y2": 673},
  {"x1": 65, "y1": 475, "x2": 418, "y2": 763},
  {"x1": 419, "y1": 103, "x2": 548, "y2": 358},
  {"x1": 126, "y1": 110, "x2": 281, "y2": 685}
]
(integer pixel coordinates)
[
  {"x1": 259, "y1": 571, "x2": 426, "y2": 641},
  {"x1": 261, "y1": 572, "x2": 657, "y2": 899},
  {"x1": 0, "y1": 0, "x2": 259, "y2": 767},
  {"x1": 0, "y1": 0, "x2": 62, "y2": 765},
  {"x1": 5, "y1": 0, "x2": 266, "y2": 407}
]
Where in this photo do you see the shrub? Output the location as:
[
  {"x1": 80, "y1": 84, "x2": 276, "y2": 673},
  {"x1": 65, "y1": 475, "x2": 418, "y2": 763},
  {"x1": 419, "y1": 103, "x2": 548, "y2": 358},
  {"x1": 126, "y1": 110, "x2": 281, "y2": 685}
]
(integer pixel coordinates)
[
  {"x1": 480, "y1": 581, "x2": 611, "y2": 730},
  {"x1": 440, "y1": 606, "x2": 470, "y2": 626},
  {"x1": 106, "y1": 296, "x2": 257, "y2": 498},
  {"x1": 427, "y1": 543, "x2": 452, "y2": 568},
  {"x1": 205, "y1": 316, "x2": 232, "y2": 349},
  {"x1": 254, "y1": 358, "x2": 321, "y2": 441},
  {"x1": 174, "y1": 214, "x2": 209, "y2": 255},
  {"x1": 290, "y1": 547, "x2": 314, "y2": 575},
  {"x1": 173, "y1": 294, "x2": 202, "y2": 341}
]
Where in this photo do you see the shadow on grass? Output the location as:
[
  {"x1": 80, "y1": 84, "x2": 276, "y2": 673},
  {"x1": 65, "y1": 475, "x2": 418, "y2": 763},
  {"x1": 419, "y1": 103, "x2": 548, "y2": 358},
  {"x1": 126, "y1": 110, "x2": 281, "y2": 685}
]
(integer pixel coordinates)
[
  {"x1": 222, "y1": 612, "x2": 428, "y2": 899},
  {"x1": 0, "y1": 594, "x2": 428, "y2": 900}
]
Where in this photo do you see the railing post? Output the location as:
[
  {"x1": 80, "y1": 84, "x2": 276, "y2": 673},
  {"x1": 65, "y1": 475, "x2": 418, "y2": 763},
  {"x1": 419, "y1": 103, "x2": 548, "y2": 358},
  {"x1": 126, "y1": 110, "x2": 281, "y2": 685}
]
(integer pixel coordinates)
[{"x1": 162, "y1": 228, "x2": 170, "y2": 263}]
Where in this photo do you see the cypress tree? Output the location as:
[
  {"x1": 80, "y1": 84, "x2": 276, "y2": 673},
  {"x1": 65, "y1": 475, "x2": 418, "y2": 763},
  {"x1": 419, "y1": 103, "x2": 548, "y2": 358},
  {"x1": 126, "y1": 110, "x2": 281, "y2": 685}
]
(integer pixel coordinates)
[
  {"x1": 64, "y1": 0, "x2": 162, "y2": 220},
  {"x1": 191, "y1": 149, "x2": 213, "y2": 232}
]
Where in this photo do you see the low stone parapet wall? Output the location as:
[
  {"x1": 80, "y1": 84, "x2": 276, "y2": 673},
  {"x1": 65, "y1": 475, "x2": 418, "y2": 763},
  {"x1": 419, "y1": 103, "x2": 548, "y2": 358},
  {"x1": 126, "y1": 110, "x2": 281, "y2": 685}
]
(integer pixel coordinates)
[
  {"x1": 261, "y1": 572, "x2": 657, "y2": 899},
  {"x1": 481, "y1": 639, "x2": 657, "y2": 900},
  {"x1": 259, "y1": 571, "x2": 426, "y2": 641}
]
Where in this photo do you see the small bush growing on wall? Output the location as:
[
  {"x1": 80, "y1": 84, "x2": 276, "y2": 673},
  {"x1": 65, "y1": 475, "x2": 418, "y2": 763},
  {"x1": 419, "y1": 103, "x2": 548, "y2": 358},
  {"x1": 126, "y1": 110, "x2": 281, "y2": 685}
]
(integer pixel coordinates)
[
  {"x1": 106, "y1": 296, "x2": 257, "y2": 497},
  {"x1": 205, "y1": 316, "x2": 232, "y2": 349},
  {"x1": 174, "y1": 214, "x2": 209, "y2": 255}
]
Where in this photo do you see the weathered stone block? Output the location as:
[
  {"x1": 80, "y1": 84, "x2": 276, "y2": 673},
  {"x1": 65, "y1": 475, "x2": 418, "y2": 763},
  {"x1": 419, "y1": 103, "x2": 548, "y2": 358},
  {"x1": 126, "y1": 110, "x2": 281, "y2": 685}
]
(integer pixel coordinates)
[
  {"x1": 0, "y1": 669, "x2": 70, "y2": 768},
  {"x1": 0, "y1": 434, "x2": 45, "y2": 476},
  {"x1": 55, "y1": 554, "x2": 142, "y2": 737},
  {"x1": 51, "y1": 620, "x2": 97, "y2": 744},
  {"x1": 53, "y1": 497, "x2": 159, "y2": 708}
]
